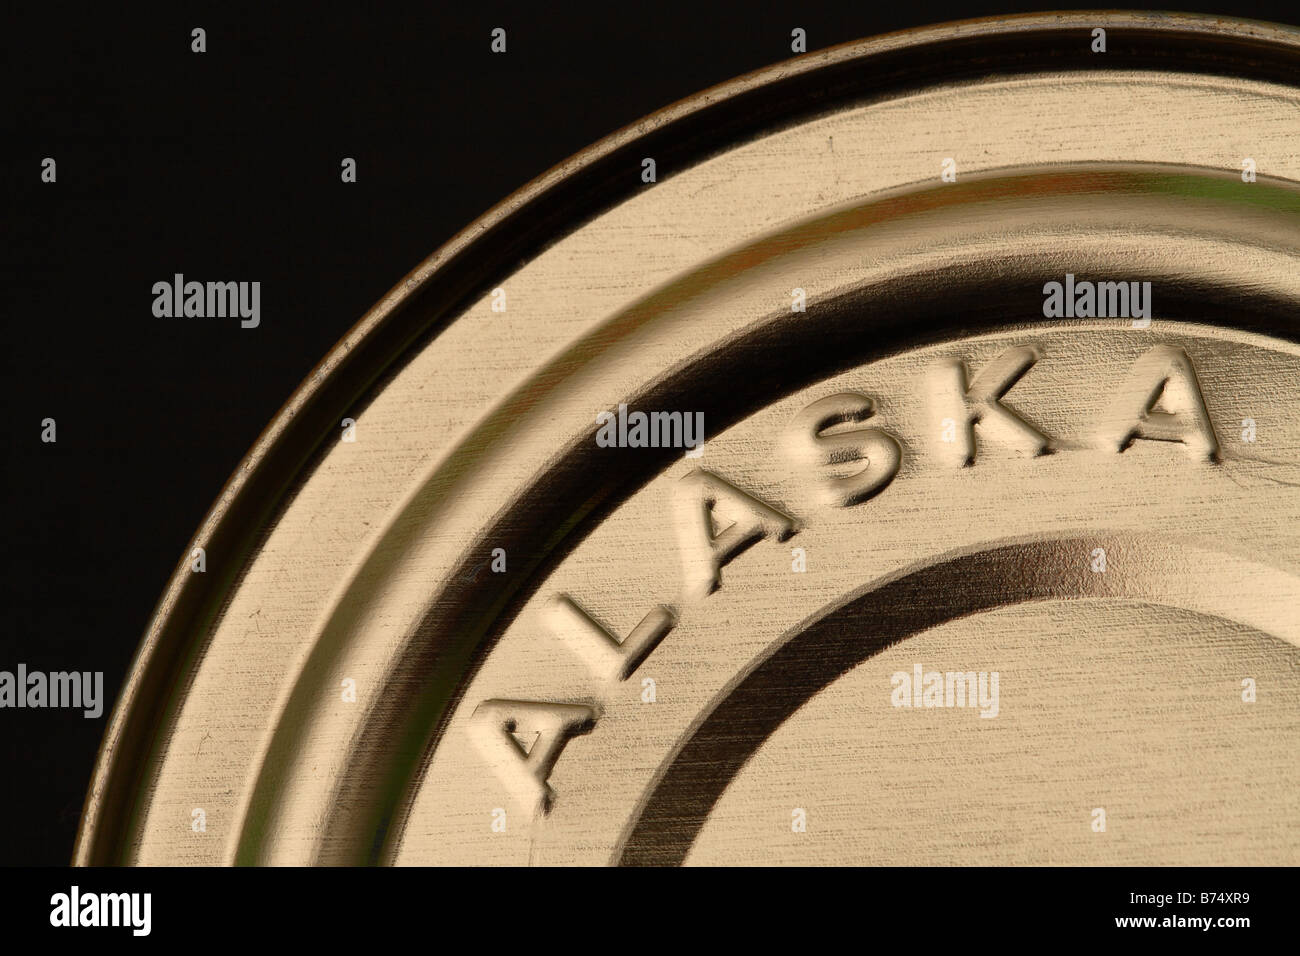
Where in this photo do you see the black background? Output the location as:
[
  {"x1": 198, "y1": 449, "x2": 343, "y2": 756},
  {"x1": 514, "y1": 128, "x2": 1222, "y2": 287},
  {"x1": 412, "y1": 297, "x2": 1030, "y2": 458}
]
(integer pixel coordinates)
[{"x1": 5, "y1": 1, "x2": 1299, "y2": 867}]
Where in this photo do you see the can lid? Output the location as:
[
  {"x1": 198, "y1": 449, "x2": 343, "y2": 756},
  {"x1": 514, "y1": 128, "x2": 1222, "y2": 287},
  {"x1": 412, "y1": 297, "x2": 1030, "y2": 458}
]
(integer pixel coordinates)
[{"x1": 77, "y1": 12, "x2": 1300, "y2": 866}]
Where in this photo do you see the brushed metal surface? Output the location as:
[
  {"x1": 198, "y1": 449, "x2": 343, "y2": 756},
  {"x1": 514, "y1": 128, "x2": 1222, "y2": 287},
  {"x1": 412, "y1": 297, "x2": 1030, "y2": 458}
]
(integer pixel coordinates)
[{"x1": 76, "y1": 12, "x2": 1300, "y2": 866}]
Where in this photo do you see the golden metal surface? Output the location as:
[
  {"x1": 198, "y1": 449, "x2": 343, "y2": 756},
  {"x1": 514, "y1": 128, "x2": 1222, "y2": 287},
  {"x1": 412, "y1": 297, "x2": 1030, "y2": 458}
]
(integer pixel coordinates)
[{"x1": 76, "y1": 12, "x2": 1300, "y2": 866}]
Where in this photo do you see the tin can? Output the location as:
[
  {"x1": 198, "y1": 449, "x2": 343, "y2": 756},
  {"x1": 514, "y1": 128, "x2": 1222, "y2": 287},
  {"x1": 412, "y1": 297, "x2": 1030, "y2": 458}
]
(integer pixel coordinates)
[{"x1": 76, "y1": 12, "x2": 1300, "y2": 866}]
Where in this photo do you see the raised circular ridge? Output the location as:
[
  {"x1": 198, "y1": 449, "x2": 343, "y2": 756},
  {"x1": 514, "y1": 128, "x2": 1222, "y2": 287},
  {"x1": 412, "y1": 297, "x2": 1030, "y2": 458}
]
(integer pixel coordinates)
[{"x1": 75, "y1": 13, "x2": 1300, "y2": 866}]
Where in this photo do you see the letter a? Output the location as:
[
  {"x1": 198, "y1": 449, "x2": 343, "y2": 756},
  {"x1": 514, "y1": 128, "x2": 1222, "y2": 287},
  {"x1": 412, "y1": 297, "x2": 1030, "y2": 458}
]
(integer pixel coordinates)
[
  {"x1": 1103, "y1": 345, "x2": 1220, "y2": 460},
  {"x1": 674, "y1": 469, "x2": 799, "y2": 598},
  {"x1": 469, "y1": 699, "x2": 596, "y2": 813}
]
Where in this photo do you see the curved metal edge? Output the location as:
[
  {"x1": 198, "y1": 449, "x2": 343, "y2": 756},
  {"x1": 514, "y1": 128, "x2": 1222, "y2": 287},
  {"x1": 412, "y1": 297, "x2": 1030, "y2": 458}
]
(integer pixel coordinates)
[
  {"x1": 614, "y1": 533, "x2": 1300, "y2": 865},
  {"x1": 74, "y1": 11, "x2": 1300, "y2": 865}
]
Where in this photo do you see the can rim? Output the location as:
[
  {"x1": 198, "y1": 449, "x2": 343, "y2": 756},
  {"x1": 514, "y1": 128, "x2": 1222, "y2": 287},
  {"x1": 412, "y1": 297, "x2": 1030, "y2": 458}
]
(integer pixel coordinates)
[{"x1": 74, "y1": 10, "x2": 1300, "y2": 865}]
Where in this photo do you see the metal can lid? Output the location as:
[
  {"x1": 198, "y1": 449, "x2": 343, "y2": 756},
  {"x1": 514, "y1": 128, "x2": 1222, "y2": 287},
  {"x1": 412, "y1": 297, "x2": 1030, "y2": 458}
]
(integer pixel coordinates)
[{"x1": 77, "y1": 12, "x2": 1300, "y2": 866}]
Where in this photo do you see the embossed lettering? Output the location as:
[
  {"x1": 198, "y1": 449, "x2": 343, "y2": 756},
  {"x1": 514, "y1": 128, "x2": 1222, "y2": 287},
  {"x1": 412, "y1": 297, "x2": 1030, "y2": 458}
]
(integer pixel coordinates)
[
  {"x1": 934, "y1": 346, "x2": 1052, "y2": 465},
  {"x1": 784, "y1": 392, "x2": 902, "y2": 507},
  {"x1": 1104, "y1": 345, "x2": 1220, "y2": 460},
  {"x1": 546, "y1": 595, "x2": 675, "y2": 681},
  {"x1": 469, "y1": 699, "x2": 596, "y2": 813},
  {"x1": 675, "y1": 469, "x2": 799, "y2": 598}
]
